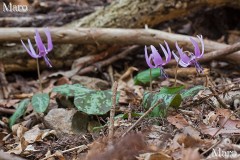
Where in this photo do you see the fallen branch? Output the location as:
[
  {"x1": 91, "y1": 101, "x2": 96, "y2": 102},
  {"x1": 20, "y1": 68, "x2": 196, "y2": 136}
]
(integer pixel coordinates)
[
  {"x1": 2, "y1": 0, "x2": 240, "y2": 72},
  {"x1": 1, "y1": 28, "x2": 240, "y2": 65}
]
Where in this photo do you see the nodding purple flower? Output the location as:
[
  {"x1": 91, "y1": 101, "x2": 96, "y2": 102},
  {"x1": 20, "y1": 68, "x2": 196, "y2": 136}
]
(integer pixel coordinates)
[
  {"x1": 145, "y1": 41, "x2": 172, "y2": 78},
  {"x1": 21, "y1": 28, "x2": 53, "y2": 67},
  {"x1": 172, "y1": 35, "x2": 204, "y2": 74}
]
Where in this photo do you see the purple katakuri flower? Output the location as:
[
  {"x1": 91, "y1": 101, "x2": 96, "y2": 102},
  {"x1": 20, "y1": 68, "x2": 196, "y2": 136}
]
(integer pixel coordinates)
[
  {"x1": 21, "y1": 28, "x2": 53, "y2": 67},
  {"x1": 145, "y1": 41, "x2": 172, "y2": 78},
  {"x1": 172, "y1": 35, "x2": 204, "y2": 74}
]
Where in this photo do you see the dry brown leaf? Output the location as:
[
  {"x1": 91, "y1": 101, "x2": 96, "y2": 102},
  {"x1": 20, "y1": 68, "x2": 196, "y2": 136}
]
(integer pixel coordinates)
[
  {"x1": 137, "y1": 152, "x2": 173, "y2": 160},
  {"x1": 8, "y1": 137, "x2": 28, "y2": 155},
  {"x1": 0, "y1": 99, "x2": 20, "y2": 108},
  {"x1": 173, "y1": 133, "x2": 213, "y2": 149},
  {"x1": 86, "y1": 133, "x2": 150, "y2": 160},
  {"x1": 119, "y1": 66, "x2": 138, "y2": 81},
  {"x1": 54, "y1": 150, "x2": 65, "y2": 160},
  {"x1": 167, "y1": 114, "x2": 189, "y2": 129},
  {"x1": 12, "y1": 124, "x2": 28, "y2": 138},
  {"x1": 182, "y1": 148, "x2": 201, "y2": 160},
  {"x1": 182, "y1": 126, "x2": 200, "y2": 139},
  {"x1": 199, "y1": 122, "x2": 240, "y2": 136},
  {"x1": 24, "y1": 145, "x2": 39, "y2": 152},
  {"x1": 55, "y1": 76, "x2": 71, "y2": 86},
  {"x1": 23, "y1": 125, "x2": 56, "y2": 143}
]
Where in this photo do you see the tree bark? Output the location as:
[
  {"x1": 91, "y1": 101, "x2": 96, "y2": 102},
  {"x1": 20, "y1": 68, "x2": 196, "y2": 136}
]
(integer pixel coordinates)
[{"x1": 1, "y1": 0, "x2": 240, "y2": 72}]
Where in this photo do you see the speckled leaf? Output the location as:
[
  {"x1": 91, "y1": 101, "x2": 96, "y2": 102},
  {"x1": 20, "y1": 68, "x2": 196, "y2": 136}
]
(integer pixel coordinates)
[
  {"x1": 31, "y1": 93, "x2": 49, "y2": 113},
  {"x1": 134, "y1": 68, "x2": 160, "y2": 85},
  {"x1": 143, "y1": 91, "x2": 166, "y2": 117},
  {"x1": 74, "y1": 90, "x2": 119, "y2": 115},
  {"x1": 160, "y1": 86, "x2": 184, "y2": 94},
  {"x1": 181, "y1": 85, "x2": 204, "y2": 99},
  {"x1": 143, "y1": 85, "x2": 204, "y2": 117},
  {"x1": 169, "y1": 94, "x2": 182, "y2": 108},
  {"x1": 52, "y1": 84, "x2": 92, "y2": 97},
  {"x1": 9, "y1": 99, "x2": 30, "y2": 128}
]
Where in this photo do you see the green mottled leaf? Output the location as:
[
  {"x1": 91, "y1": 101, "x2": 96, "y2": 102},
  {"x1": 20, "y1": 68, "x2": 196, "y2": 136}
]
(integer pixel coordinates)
[
  {"x1": 160, "y1": 86, "x2": 185, "y2": 94},
  {"x1": 74, "y1": 90, "x2": 119, "y2": 115},
  {"x1": 9, "y1": 99, "x2": 30, "y2": 128},
  {"x1": 52, "y1": 84, "x2": 92, "y2": 97},
  {"x1": 169, "y1": 94, "x2": 182, "y2": 108},
  {"x1": 143, "y1": 85, "x2": 204, "y2": 117},
  {"x1": 134, "y1": 68, "x2": 160, "y2": 85},
  {"x1": 142, "y1": 91, "x2": 165, "y2": 117},
  {"x1": 31, "y1": 93, "x2": 49, "y2": 113},
  {"x1": 181, "y1": 85, "x2": 205, "y2": 99}
]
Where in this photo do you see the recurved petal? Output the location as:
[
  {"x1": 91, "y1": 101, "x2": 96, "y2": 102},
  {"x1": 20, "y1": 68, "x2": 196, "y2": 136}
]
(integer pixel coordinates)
[
  {"x1": 150, "y1": 45, "x2": 163, "y2": 66},
  {"x1": 190, "y1": 37, "x2": 201, "y2": 58},
  {"x1": 21, "y1": 39, "x2": 39, "y2": 58},
  {"x1": 172, "y1": 51, "x2": 189, "y2": 67},
  {"x1": 197, "y1": 35, "x2": 204, "y2": 58},
  {"x1": 35, "y1": 29, "x2": 46, "y2": 56},
  {"x1": 159, "y1": 41, "x2": 171, "y2": 65},
  {"x1": 43, "y1": 55, "x2": 52, "y2": 67},
  {"x1": 175, "y1": 42, "x2": 190, "y2": 64},
  {"x1": 145, "y1": 46, "x2": 154, "y2": 68},
  {"x1": 28, "y1": 39, "x2": 41, "y2": 58},
  {"x1": 44, "y1": 28, "x2": 53, "y2": 52}
]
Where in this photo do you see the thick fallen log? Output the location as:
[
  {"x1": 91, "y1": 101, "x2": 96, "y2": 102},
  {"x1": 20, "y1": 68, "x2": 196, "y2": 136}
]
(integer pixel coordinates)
[{"x1": 1, "y1": 0, "x2": 240, "y2": 72}]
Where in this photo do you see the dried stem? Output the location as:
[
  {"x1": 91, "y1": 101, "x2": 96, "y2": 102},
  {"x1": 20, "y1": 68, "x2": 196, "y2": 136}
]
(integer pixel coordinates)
[
  {"x1": 40, "y1": 145, "x2": 87, "y2": 160},
  {"x1": 109, "y1": 81, "x2": 118, "y2": 140}
]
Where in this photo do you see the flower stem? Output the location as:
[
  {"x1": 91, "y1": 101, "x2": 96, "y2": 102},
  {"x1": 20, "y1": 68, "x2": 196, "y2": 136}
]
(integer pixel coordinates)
[
  {"x1": 36, "y1": 58, "x2": 43, "y2": 93},
  {"x1": 174, "y1": 59, "x2": 180, "y2": 86},
  {"x1": 150, "y1": 68, "x2": 152, "y2": 91}
]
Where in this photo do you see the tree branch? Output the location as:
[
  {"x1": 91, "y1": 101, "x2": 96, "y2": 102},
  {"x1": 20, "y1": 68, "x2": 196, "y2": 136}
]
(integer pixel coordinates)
[{"x1": 1, "y1": 28, "x2": 239, "y2": 64}]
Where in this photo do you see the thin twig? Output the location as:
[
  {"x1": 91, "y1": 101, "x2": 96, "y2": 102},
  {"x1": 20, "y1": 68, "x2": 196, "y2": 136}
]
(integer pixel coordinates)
[
  {"x1": 211, "y1": 108, "x2": 240, "y2": 138},
  {"x1": 209, "y1": 86, "x2": 229, "y2": 108},
  {"x1": 40, "y1": 145, "x2": 88, "y2": 160},
  {"x1": 109, "y1": 81, "x2": 118, "y2": 140},
  {"x1": 122, "y1": 99, "x2": 162, "y2": 137},
  {"x1": 201, "y1": 139, "x2": 222, "y2": 156}
]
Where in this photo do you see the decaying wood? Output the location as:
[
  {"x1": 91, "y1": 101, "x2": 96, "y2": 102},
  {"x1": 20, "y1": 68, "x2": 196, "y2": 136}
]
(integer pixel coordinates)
[{"x1": 1, "y1": 0, "x2": 240, "y2": 72}]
